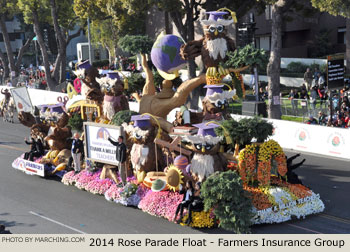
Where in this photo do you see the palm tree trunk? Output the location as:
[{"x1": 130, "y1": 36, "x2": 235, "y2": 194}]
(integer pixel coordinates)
[
  {"x1": 33, "y1": 10, "x2": 57, "y2": 90},
  {"x1": 346, "y1": 18, "x2": 350, "y2": 74},
  {"x1": 0, "y1": 49, "x2": 9, "y2": 82},
  {"x1": 0, "y1": 15, "x2": 17, "y2": 80},
  {"x1": 59, "y1": 52, "x2": 67, "y2": 84},
  {"x1": 267, "y1": 2, "x2": 283, "y2": 119}
]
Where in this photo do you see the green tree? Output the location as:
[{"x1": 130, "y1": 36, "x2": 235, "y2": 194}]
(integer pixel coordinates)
[
  {"x1": 90, "y1": 19, "x2": 118, "y2": 65},
  {"x1": 118, "y1": 35, "x2": 153, "y2": 55},
  {"x1": 49, "y1": 0, "x2": 83, "y2": 84},
  {"x1": 311, "y1": 0, "x2": 350, "y2": 73},
  {"x1": 18, "y1": 0, "x2": 55, "y2": 88},
  {"x1": 18, "y1": 0, "x2": 83, "y2": 89},
  {"x1": 0, "y1": 0, "x2": 35, "y2": 82},
  {"x1": 73, "y1": 0, "x2": 148, "y2": 63}
]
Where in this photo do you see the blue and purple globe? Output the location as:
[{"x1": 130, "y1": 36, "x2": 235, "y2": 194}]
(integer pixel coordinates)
[{"x1": 151, "y1": 34, "x2": 186, "y2": 80}]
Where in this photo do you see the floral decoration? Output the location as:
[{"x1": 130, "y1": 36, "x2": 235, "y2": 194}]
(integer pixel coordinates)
[
  {"x1": 138, "y1": 191, "x2": 183, "y2": 221},
  {"x1": 180, "y1": 211, "x2": 215, "y2": 228},
  {"x1": 86, "y1": 178, "x2": 114, "y2": 195}
]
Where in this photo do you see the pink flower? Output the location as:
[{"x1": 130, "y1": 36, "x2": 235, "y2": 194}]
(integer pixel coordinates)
[
  {"x1": 138, "y1": 191, "x2": 183, "y2": 221},
  {"x1": 86, "y1": 178, "x2": 114, "y2": 195}
]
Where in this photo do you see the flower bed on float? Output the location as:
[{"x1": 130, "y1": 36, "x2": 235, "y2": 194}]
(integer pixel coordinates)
[{"x1": 58, "y1": 134, "x2": 324, "y2": 232}]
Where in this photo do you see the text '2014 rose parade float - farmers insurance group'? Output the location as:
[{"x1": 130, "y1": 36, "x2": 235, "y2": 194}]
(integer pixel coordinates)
[{"x1": 10, "y1": 9, "x2": 324, "y2": 233}]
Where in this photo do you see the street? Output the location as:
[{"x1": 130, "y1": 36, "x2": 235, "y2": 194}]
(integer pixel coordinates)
[{"x1": 0, "y1": 118, "x2": 349, "y2": 234}]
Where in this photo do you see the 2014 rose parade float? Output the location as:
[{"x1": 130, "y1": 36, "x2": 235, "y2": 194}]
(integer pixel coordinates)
[{"x1": 12, "y1": 9, "x2": 324, "y2": 233}]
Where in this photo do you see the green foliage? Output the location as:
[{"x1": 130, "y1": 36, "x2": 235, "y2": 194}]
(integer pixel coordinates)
[
  {"x1": 73, "y1": 0, "x2": 106, "y2": 20},
  {"x1": 201, "y1": 170, "x2": 254, "y2": 233},
  {"x1": 110, "y1": 110, "x2": 138, "y2": 126},
  {"x1": 281, "y1": 62, "x2": 326, "y2": 75},
  {"x1": 118, "y1": 35, "x2": 154, "y2": 55},
  {"x1": 67, "y1": 113, "x2": 84, "y2": 131},
  {"x1": 223, "y1": 44, "x2": 268, "y2": 70},
  {"x1": 92, "y1": 59, "x2": 110, "y2": 68},
  {"x1": 0, "y1": 0, "x2": 20, "y2": 16},
  {"x1": 230, "y1": 73, "x2": 243, "y2": 99},
  {"x1": 74, "y1": 0, "x2": 148, "y2": 37},
  {"x1": 17, "y1": 0, "x2": 50, "y2": 24},
  {"x1": 308, "y1": 29, "x2": 334, "y2": 58},
  {"x1": 311, "y1": 0, "x2": 350, "y2": 18},
  {"x1": 90, "y1": 19, "x2": 119, "y2": 56},
  {"x1": 286, "y1": 62, "x2": 308, "y2": 73},
  {"x1": 215, "y1": 117, "x2": 273, "y2": 147},
  {"x1": 125, "y1": 72, "x2": 145, "y2": 95},
  {"x1": 246, "y1": 117, "x2": 273, "y2": 142}
]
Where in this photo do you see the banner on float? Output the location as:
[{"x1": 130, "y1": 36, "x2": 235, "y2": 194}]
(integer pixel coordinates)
[
  {"x1": 10, "y1": 86, "x2": 33, "y2": 112},
  {"x1": 84, "y1": 122, "x2": 124, "y2": 166},
  {"x1": 12, "y1": 157, "x2": 45, "y2": 177},
  {"x1": 231, "y1": 114, "x2": 350, "y2": 160}
]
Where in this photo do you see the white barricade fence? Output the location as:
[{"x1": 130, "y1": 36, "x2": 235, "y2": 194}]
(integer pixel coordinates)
[
  {"x1": 231, "y1": 114, "x2": 350, "y2": 160},
  {"x1": 1, "y1": 86, "x2": 69, "y2": 108}
]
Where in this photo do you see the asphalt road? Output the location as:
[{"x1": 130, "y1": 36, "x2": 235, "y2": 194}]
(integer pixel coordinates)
[{"x1": 0, "y1": 118, "x2": 349, "y2": 234}]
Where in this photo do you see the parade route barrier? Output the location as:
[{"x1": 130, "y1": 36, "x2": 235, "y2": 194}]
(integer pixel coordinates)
[
  {"x1": 1, "y1": 86, "x2": 69, "y2": 107},
  {"x1": 231, "y1": 114, "x2": 350, "y2": 160}
]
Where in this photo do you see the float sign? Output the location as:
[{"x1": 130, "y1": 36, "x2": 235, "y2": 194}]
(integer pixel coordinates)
[
  {"x1": 84, "y1": 122, "x2": 124, "y2": 166},
  {"x1": 327, "y1": 54, "x2": 344, "y2": 90},
  {"x1": 12, "y1": 158, "x2": 45, "y2": 177}
]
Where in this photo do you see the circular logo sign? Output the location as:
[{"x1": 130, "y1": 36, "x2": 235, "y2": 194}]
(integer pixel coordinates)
[
  {"x1": 332, "y1": 136, "x2": 340, "y2": 147},
  {"x1": 299, "y1": 131, "x2": 306, "y2": 141}
]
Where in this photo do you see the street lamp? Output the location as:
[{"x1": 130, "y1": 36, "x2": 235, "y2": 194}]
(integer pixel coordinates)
[{"x1": 87, "y1": 17, "x2": 93, "y2": 65}]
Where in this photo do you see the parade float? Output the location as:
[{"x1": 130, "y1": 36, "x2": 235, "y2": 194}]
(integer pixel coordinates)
[{"x1": 10, "y1": 9, "x2": 324, "y2": 233}]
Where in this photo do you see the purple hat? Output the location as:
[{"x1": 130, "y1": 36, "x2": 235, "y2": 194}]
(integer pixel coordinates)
[
  {"x1": 192, "y1": 122, "x2": 220, "y2": 137},
  {"x1": 201, "y1": 11, "x2": 233, "y2": 26},
  {"x1": 131, "y1": 115, "x2": 151, "y2": 130},
  {"x1": 204, "y1": 85, "x2": 223, "y2": 97},
  {"x1": 78, "y1": 60, "x2": 92, "y2": 70},
  {"x1": 206, "y1": 11, "x2": 228, "y2": 21},
  {"x1": 107, "y1": 72, "x2": 120, "y2": 80}
]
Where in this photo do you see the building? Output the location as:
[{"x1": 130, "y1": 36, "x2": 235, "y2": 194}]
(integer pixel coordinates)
[
  {"x1": 0, "y1": 16, "x2": 25, "y2": 54},
  {"x1": 247, "y1": 5, "x2": 346, "y2": 58}
]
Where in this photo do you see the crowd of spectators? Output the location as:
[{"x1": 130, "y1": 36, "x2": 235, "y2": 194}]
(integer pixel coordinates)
[
  {"x1": 304, "y1": 85, "x2": 350, "y2": 128},
  {"x1": 0, "y1": 63, "x2": 54, "y2": 89}
]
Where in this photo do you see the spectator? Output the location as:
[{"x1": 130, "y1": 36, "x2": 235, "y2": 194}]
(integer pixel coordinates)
[
  {"x1": 288, "y1": 89, "x2": 299, "y2": 115},
  {"x1": 305, "y1": 115, "x2": 318, "y2": 125},
  {"x1": 310, "y1": 84, "x2": 318, "y2": 113},
  {"x1": 344, "y1": 111, "x2": 350, "y2": 128},
  {"x1": 318, "y1": 111, "x2": 327, "y2": 126},
  {"x1": 334, "y1": 117, "x2": 345, "y2": 128},
  {"x1": 258, "y1": 87, "x2": 267, "y2": 101},
  {"x1": 300, "y1": 88, "x2": 309, "y2": 99},
  {"x1": 300, "y1": 83, "x2": 307, "y2": 92},
  {"x1": 318, "y1": 82, "x2": 328, "y2": 108},
  {"x1": 0, "y1": 69, "x2": 3, "y2": 85},
  {"x1": 6, "y1": 79, "x2": 12, "y2": 87},
  {"x1": 326, "y1": 117, "x2": 333, "y2": 127},
  {"x1": 299, "y1": 89, "x2": 309, "y2": 114},
  {"x1": 303, "y1": 68, "x2": 313, "y2": 91},
  {"x1": 314, "y1": 67, "x2": 320, "y2": 83}
]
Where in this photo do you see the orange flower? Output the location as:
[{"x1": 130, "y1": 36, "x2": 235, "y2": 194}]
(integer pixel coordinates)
[{"x1": 244, "y1": 185, "x2": 273, "y2": 210}]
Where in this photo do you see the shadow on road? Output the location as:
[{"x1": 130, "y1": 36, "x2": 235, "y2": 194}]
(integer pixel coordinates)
[{"x1": 0, "y1": 212, "x2": 36, "y2": 229}]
